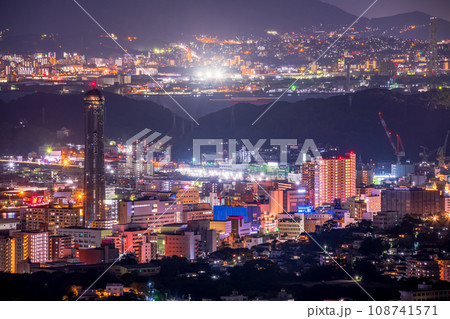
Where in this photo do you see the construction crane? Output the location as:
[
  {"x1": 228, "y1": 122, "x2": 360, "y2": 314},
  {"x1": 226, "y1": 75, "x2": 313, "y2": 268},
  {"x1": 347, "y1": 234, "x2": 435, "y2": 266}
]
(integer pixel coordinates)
[
  {"x1": 437, "y1": 130, "x2": 449, "y2": 168},
  {"x1": 217, "y1": 186, "x2": 227, "y2": 206},
  {"x1": 419, "y1": 146, "x2": 439, "y2": 163},
  {"x1": 378, "y1": 112, "x2": 405, "y2": 164}
]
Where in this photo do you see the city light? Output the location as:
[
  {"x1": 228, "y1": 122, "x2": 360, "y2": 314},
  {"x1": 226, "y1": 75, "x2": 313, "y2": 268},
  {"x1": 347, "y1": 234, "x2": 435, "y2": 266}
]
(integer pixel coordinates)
[{"x1": 196, "y1": 68, "x2": 224, "y2": 80}]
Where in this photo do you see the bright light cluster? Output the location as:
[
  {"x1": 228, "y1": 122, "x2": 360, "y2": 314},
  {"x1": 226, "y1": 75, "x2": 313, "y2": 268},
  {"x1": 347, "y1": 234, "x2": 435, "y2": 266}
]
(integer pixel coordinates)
[
  {"x1": 178, "y1": 166, "x2": 243, "y2": 180},
  {"x1": 195, "y1": 68, "x2": 225, "y2": 80}
]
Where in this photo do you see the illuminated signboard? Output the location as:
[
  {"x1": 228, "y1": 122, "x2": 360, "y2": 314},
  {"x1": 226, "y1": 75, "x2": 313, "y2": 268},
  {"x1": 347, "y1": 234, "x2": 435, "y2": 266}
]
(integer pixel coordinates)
[
  {"x1": 30, "y1": 196, "x2": 43, "y2": 205},
  {"x1": 297, "y1": 205, "x2": 312, "y2": 214}
]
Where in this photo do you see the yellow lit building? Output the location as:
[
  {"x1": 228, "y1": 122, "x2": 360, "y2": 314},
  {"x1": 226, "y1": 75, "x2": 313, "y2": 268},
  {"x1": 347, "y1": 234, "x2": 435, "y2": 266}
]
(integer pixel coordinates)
[
  {"x1": 25, "y1": 204, "x2": 83, "y2": 234},
  {"x1": 314, "y1": 152, "x2": 356, "y2": 208},
  {"x1": 278, "y1": 213, "x2": 305, "y2": 239},
  {"x1": 438, "y1": 260, "x2": 450, "y2": 282},
  {"x1": 0, "y1": 231, "x2": 48, "y2": 273},
  {"x1": 172, "y1": 185, "x2": 200, "y2": 205}
]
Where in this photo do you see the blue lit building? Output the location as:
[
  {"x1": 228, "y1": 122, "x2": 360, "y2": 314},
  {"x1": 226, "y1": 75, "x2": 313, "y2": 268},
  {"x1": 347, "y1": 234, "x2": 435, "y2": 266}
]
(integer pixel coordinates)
[{"x1": 213, "y1": 206, "x2": 256, "y2": 224}]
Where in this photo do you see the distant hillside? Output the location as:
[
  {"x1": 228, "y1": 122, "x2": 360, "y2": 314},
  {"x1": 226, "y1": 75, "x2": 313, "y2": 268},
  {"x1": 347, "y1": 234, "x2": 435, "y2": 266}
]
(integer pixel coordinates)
[
  {"x1": 369, "y1": 12, "x2": 450, "y2": 40},
  {"x1": 1, "y1": 89, "x2": 449, "y2": 163},
  {"x1": 173, "y1": 89, "x2": 450, "y2": 162},
  {"x1": 1, "y1": 1, "x2": 450, "y2": 55},
  {"x1": 0, "y1": 0, "x2": 359, "y2": 42}
]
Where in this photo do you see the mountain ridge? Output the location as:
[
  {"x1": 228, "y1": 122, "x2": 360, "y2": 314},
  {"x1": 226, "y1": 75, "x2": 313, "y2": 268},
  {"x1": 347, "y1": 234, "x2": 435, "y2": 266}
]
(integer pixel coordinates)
[{"x1": 1, "y1": 0, "x2": 449, "y2": 55}]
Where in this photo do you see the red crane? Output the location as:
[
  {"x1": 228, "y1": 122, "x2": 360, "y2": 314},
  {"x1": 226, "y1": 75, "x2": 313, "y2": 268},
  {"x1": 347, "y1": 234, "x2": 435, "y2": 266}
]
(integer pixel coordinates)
[
  {"x1": 378, "y1": 112, "x2": 405, "y2": 164},
  {"x1": 217, "y1": 187, "x2": 226, "y2": 205}
]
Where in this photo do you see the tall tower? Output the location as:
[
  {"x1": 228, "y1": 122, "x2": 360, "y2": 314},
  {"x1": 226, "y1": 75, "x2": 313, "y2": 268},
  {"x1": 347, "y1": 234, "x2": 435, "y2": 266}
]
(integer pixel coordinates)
[
  {"x1": 428, "y1": 17, "x2": 439, "y2": 77},
  {"x1": 83, "y1": 87, "x2": 106, "y2": 227}
]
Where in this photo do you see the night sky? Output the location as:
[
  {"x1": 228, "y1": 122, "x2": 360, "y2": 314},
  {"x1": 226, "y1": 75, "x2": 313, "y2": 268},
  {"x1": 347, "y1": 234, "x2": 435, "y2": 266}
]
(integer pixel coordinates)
[
  {"x1": 0, "y1": 0, "x2": 449, "y2": 43},
  {"x1": 323, "y1": 0, "x2": 450, "y2": 20}
]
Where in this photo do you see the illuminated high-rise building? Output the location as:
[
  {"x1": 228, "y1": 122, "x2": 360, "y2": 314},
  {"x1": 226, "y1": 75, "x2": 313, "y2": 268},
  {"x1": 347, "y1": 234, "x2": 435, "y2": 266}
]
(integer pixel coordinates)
[
  {"x1": 269, "y1": 189, "x2": 284, "y2": 216},
  {"x1": 0, "y1": 231, "x2": 49, "y2": 273},
  {"x1": 314, "y1": 152, "x2": 356, "y2": 208},
  {"x1": 438, "y1": 260, "x2": 450, "y2": 282},
  {"x1": 428, "y1": 17, "x2": 439, "y2": 77},
  {"x1": 283, "y1": 189, "x2": 307, "y2": 212},
  {"x1": 118, "y1": 198, "x2": 183, "y2": 231},
  {"x1": 105, "y1": 224, "x2": 157, "y2": 263},
  {"x1": 49, "y1": 235, "x2": 73, "y2": 261},
  {"x1": 172, "y1": 185, "x2": 200, "y2": 205},
  {"x1": 83, "y1": 87, "x2": 106, "y2": 227},
  {"x1": 300, "y1": 161, "x2": 315, "y2": 205},
  {"x1": 0, "y1": 236, "x2": 16, "y2": 273},
  {"x1": 25, "y1": 204, "x2": 83, "y2": 234}
]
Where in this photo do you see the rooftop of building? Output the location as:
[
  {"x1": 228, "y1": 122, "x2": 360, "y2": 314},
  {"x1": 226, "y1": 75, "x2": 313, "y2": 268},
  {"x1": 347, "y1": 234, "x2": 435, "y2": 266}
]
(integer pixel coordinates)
[
  {"x1": 59, "y1": 226, "x2": 110, "y2": 231},
  {"x1": 27, "y1": 204, "x2": 82, "y2": 209},
  {"x1": 227, "y1": 216, "x2": 244, "y2": 220},
  {"x1": 84, "y1": 88, "x2": 104, "y2": 101},
  {"x1": 161, "y1": 223, "x2": 188, "y2": 227},
  {"x1": 123, "y1": 195, "x2": 176, "y2": 202},
  {"x1": 0, "y1": 218, "x2": 19, "y2": 224}
]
